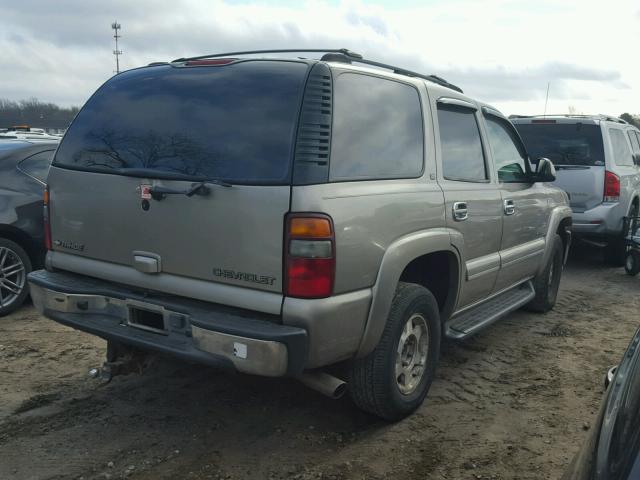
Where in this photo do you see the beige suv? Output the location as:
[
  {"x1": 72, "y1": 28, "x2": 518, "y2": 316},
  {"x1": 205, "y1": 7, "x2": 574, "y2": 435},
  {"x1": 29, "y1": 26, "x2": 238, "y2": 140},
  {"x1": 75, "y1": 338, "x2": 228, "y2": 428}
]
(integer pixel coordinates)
[{"x1": 28, "y1": 49, "x2": 572, "y2": 420}]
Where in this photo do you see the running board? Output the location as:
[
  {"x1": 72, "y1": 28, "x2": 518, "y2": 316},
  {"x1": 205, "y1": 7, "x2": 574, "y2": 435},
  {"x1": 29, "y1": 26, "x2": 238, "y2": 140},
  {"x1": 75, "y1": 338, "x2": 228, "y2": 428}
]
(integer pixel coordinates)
[{"x1": 445, "y1": 281, "x2": 535, "y2": 340}]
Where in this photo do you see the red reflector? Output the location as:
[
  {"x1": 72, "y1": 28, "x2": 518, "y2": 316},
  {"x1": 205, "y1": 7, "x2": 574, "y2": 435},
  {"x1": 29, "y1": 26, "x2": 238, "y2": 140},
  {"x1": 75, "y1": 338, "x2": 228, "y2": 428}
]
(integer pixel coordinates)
[
  {"x1": 185, "y1": 58, "x2": 237, "y2": 66},
  {"x1": 286, "y1": 257, "x2": 334, "y2": 298},
  {"x1": 531, "y1": 119, "x2": 557, "y2": 124},
  {"x1": 604, "y1": 170, "x2": 620, "y2": 201}
]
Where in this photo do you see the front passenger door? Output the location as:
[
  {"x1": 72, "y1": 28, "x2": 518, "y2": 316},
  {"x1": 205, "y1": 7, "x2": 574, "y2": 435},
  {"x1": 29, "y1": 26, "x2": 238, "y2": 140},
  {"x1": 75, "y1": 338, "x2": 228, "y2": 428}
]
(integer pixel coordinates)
[{"x1": 482, "y1": 112, "x2": 549, "y2": 292}]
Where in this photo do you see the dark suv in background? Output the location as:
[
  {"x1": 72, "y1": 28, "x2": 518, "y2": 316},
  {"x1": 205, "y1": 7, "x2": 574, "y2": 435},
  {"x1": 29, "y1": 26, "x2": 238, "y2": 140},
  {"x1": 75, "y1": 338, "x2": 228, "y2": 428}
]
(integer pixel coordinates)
[{"x1": 0, "y1": 140, "x2": 56, "y2": 315}]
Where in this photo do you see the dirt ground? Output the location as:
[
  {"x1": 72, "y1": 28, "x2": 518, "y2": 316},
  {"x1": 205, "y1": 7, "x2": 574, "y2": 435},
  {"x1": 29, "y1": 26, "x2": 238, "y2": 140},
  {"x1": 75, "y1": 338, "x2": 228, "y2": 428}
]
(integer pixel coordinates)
[{"x1": 1, "y1": 244, "x2": 639, "y2": 480}]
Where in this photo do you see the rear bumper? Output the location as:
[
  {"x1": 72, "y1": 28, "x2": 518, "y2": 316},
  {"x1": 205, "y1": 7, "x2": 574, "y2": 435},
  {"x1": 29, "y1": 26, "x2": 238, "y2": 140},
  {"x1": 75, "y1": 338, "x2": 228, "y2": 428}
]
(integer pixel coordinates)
[
  {"x1": 28, "y1": 270, "x2": 307, "y2": 377},
  {"x1": 572, "y1": 202, "x2": 624, "y2": 237}
]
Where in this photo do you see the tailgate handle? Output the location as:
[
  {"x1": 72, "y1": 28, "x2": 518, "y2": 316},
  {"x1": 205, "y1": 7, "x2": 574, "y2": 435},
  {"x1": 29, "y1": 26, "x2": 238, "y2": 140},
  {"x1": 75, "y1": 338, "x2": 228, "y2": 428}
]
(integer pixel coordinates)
[
  {"x1": 132, "y1": 252, "x2": 161, "y2": 274},
  {"x1": 149, "y1": 182, "x2": 211, "y2": 201}
]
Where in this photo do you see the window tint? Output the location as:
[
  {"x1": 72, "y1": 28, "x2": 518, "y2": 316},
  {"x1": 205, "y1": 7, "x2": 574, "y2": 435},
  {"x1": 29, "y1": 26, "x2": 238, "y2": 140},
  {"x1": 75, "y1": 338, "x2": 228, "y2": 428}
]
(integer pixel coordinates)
[
  {"x1": 485, "y1": 116, "x2": 529, "y2": 182},
  {"x1": 514, "y1": 123, "x2": 605, "y2": 166},
  {"x1": 610, "y1": 128, "x2": 634, "y2": 166},
  {"x1": 628, "y1": 131, "x2": 640, "y2": 154},
  {"x1": 330, "y1": 74, "x2": 423, "y2": 181},
  {"x1": 53, "y1": 61, "x2": 309, "y2": 185},
  {"x1": 18, "y1": 150, "x2": 54, "y2": 183},
  {"x1": 437, "y1": 105, "x2": 487, "y2": 182}
]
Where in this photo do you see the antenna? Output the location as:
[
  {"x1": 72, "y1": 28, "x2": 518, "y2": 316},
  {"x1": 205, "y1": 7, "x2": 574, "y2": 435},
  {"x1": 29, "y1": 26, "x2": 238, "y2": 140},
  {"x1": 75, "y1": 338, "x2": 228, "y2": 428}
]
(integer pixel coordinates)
[
  {"x1": 543, "y1": 82, "x2": 550, "y2": 117},
  {"x1": 111, "y1": 21, "x2": 122, "y2": 74}
]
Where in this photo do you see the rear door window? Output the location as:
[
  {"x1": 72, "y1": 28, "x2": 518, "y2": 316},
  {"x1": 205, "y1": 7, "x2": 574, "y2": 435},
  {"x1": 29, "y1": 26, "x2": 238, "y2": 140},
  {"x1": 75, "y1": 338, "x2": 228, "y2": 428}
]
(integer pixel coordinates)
[
  {"x1": 628, "y1": 131, "x2": 640, "y2": 154},
  {"x1": 514, "y1": 123, "x2": 605, "y2": 166},
  {"x1": 329, "y1": 73, "x2": 423, "y2": 181},
  {"x1": 437, "y1": 104, "x2": 487, "y2": 182},
  {"x1": 53, "y1": 61, "x2": 309, "y2": 185},
  {"x1": 610, "y1": 128, "x2": 634, "y2": 166},
  {"x1": 484, "y1": 115, "x2": 530, "y2": 182}
]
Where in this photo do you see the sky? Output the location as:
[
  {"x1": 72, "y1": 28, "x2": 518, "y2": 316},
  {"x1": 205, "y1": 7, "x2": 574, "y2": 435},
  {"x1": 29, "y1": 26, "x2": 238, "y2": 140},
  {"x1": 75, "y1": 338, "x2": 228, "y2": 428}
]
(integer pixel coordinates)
[{"x1": 1, "y1": 0, "x2": 639, "y2": 117}]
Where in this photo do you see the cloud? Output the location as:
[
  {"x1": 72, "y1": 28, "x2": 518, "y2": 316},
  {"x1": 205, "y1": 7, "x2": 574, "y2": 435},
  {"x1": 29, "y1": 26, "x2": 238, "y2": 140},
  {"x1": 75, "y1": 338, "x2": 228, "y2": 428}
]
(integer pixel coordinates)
[{"x1": 0, "y1": 0, "x2": 637, "y2": 116}]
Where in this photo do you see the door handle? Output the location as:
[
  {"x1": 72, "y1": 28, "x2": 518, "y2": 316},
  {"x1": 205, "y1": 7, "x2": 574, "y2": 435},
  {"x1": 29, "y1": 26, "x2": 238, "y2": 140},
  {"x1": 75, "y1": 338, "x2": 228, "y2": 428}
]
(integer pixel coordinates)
[
  {"x1": 504, "y1": 199, "x2": 516, "y2": 216},
  {"x1": 452, "y1": 201, "x2": 468, "y2": 221}
]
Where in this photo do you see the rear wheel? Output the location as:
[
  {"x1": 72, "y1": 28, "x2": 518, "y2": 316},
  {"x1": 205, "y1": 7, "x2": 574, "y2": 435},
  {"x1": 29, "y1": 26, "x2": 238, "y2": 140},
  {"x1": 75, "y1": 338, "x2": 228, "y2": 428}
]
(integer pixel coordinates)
[
  {"x1": 0, "y1": 239, "x2": 31, "y2": 317},
  {"x1": 625, "y1": 250, "x2": 640, "y2": 276},
  {"x1": 348, "y1": 283, "x2": 441, "y2": 421},
  {"x1": 526, "y1": 234, "x2": 563, "y2": 313},
  {"x1": 605, "y1": 203, "x2": 638, "y2": 266}
]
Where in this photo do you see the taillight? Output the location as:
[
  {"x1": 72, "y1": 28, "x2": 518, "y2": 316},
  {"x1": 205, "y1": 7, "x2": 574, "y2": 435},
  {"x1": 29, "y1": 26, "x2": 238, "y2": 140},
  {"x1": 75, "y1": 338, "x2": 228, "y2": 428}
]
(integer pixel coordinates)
[
  {"x1": 43, "y1": 187, "x2": 52, "y2": 250},
  {"x1": 285, "y1": 214, "x2": 335, "y2": 298},
  {"x1": 604, "y1": 171, "x2": 620, "y2": 202}
]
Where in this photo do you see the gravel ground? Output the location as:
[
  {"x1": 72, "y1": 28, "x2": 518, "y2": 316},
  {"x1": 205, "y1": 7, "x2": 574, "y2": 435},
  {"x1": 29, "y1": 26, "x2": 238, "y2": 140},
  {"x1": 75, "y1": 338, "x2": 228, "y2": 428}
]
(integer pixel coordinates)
[{"x1": 0, "y1": 244, "x2": 638, "y2": 480}]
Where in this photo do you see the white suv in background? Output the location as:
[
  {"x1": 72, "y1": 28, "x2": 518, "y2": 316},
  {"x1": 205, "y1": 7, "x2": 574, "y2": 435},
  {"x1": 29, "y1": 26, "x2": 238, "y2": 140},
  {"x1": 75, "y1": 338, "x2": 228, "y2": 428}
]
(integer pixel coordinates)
[{"x1": 512, "y1": 115, "x2": 640, "y2": 264}]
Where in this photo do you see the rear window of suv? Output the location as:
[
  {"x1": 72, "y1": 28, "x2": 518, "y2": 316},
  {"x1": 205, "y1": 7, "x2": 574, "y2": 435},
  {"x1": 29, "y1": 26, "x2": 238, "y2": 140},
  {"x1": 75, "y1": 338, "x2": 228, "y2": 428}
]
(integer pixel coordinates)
[
  {"x1": 514, "y1": 123, "x2": 605, "y2": 166},
  {"x1": 53, "y1": 60, "x2": 308, "y2": 185}
]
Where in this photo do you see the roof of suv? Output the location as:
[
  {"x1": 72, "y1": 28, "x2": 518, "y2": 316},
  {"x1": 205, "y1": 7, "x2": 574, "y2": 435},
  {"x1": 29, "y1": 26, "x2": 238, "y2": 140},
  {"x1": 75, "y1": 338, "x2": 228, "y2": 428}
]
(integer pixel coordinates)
[{"x1": 165, "y1": 48, "x2": 465, "y2": 94}]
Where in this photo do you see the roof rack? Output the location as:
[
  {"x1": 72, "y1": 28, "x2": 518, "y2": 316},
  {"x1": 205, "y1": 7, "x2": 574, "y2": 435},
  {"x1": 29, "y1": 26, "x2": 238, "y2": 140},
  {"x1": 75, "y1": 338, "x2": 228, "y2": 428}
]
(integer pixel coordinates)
[
  {"x1": 509, "y1": 114, "x2": 628, "y2": 124},
  {"x1": 171, "y1": 48, "x2": 463, "y2": 94}
]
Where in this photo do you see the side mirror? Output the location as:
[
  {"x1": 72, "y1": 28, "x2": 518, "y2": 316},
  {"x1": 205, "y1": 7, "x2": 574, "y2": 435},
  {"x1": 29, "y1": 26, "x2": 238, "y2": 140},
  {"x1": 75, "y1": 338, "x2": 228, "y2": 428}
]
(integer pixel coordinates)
[{"x1": 534, "y1": 157, "x2": 556, "y2": 182}]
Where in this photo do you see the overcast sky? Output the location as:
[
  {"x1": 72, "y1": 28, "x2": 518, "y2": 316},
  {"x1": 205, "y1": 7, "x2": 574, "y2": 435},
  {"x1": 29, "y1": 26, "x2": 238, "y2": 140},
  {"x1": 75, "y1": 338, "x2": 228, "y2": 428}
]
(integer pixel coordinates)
[{"x1": 1, "y1": 0, "x2": 639, "y2": 116}]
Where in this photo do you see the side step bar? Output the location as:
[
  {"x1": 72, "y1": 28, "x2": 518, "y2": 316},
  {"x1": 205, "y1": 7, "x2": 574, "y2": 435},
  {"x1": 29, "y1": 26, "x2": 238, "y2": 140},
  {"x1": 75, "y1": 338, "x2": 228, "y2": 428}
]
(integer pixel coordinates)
[{"x1": 445, "y1": 281, "x2": 535, "y2": 340}]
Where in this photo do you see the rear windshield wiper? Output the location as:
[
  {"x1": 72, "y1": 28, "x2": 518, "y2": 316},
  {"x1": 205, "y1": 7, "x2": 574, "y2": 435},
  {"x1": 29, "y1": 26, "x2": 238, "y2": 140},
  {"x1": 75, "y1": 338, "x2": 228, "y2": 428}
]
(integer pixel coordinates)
[{"x1": 149, "y1": 180, "x2": 231, "y2": 200}]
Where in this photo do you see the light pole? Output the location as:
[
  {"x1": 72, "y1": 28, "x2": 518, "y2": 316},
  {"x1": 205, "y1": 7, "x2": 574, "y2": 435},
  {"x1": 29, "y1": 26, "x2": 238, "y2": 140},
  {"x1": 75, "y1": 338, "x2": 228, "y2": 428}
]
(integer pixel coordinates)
[{"x1": 111, "y1": 21, "x2": 122, "y2": 74}]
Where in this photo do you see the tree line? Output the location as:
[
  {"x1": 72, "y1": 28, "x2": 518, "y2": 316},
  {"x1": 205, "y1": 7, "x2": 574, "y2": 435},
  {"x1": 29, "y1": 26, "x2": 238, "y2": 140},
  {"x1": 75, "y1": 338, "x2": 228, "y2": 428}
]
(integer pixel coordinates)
[{"x1": 0, "y1": 98, "x2": 79, "y2": 130}]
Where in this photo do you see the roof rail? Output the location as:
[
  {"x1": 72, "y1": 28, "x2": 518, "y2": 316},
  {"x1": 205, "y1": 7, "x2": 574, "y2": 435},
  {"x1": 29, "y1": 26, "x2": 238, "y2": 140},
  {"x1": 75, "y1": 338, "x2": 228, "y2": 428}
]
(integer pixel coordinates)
[
  {"x1": 171, "y1": 48, "x2": 463, "y2": 94},
  {"x1": 509, "y1": 114, "x2": 628, "y2": 124}
]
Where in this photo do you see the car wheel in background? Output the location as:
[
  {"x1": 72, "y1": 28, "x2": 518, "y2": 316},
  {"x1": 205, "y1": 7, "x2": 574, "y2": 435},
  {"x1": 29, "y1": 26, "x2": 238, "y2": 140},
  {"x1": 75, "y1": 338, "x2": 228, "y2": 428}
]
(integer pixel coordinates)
[
  {"x1": 348, "y1": 282, "x2": 441, "y2": 421},
  {"x1": 0, "y1": 238, "x2": 32, "y2": 316},
  {"x1": 625, "y1": 250, "x2": 640, "y2": 276},
  {"x1": 605, "y1": 203, "x2": 639, "y2": 266}
]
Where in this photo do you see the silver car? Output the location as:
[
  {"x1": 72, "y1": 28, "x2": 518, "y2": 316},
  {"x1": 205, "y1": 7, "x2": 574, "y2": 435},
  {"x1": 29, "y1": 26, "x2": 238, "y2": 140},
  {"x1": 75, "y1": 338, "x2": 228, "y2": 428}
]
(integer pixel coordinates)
[
  {"x1": 512, "y1": 115, "x2": 640, "y2": 264},
  {"x1": 28, "y1": 49, "x2": 571, "y2": 420}
]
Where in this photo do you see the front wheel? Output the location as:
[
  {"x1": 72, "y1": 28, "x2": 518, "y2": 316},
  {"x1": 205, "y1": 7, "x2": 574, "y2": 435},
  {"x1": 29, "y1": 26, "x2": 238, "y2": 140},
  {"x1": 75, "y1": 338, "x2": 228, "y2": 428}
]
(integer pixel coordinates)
[
  {"x1": 348, "y1": 282, "x2": 441, "y2": 421},
  {"x1": 526, "y1": 234, "x2": 563, "y2": 313}
]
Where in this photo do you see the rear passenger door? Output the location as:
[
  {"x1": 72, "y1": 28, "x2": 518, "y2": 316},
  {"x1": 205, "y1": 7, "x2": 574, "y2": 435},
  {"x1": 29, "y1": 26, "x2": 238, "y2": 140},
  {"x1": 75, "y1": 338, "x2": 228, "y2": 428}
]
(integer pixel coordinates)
[
  {"x1": 434, "y1": 97, "x2": 502, "y2": 308},
  {"x1": 482, "y1": 110, "x2": 548, "y2": 292}
]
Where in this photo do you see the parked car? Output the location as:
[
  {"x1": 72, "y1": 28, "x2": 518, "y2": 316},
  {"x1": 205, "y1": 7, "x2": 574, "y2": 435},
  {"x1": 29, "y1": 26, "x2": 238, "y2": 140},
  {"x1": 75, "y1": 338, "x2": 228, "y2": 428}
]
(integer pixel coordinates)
[
  {"x1": 511, "y1": 115, "x2": 640, "y2": 265},
  {"x1": 0, "y1": 126, "x2": 62, "y2": 142},
  {"x1": 27, "y1": 49, "x2": 571, "y2": 420},
  {"x1": 0, "y1": 140, "x2": 56, "y2": 315},
  {"x1": 563, "y1": 326, "x2": 640, "y2": 480}
]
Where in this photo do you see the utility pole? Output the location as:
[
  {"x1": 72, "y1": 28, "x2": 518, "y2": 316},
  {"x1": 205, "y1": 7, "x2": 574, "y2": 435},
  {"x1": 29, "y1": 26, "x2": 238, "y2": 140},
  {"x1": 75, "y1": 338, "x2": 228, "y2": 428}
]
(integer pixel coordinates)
[{"x1": 111, "y1": 21, "x2": 122, "y2": 74}]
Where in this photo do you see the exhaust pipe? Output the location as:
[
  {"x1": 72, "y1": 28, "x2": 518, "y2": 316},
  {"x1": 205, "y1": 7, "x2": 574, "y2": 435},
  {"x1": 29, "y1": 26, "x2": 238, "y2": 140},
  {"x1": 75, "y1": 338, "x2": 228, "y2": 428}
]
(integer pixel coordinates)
[{"x1": 297, "y1": 371, "x2": 347, "y2": 399}]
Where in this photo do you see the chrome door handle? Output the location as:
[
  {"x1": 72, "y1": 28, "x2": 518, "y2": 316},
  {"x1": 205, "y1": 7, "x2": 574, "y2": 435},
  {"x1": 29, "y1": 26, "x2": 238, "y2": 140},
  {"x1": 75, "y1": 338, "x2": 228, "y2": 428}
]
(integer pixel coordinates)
[
  {"x1": 453, "y1": 201, "x2": 468, "y2": 221},
  {"x1": 504, "y1": 199, "x2": 516, "y2": 216}
]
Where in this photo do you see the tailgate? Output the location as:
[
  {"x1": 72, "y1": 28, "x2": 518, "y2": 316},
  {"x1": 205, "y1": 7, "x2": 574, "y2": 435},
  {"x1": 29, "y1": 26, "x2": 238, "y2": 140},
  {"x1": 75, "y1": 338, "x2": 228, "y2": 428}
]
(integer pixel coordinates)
[
  {"x1": 47, "y1": 59, "x2": 310, "y2": 301},
  {"x1": 554, "y1": 165, "x2": 604, "y2": 212}
]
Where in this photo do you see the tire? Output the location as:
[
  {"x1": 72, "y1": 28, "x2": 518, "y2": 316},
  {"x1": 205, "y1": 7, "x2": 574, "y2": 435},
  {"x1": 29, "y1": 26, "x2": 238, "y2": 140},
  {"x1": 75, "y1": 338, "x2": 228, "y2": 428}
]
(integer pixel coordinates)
[
  {"x1": 625, "y1": 250, "x2": 640, "y2": 276},
  {"x1": 604, "y1": 237, "x2": 628, "y2": 267},
  {"x1": 348, "y1": 282, "x2": 441, "y2": 421},
  {"x1": 526, "y1": 234, "x2": 563, "y2": 313},
  {"x1": 605, "y1": 204, "x2": 638, "y2": 266},
  {"x1": 0, "y1": 238, "x2": 31, "y2": 317}
]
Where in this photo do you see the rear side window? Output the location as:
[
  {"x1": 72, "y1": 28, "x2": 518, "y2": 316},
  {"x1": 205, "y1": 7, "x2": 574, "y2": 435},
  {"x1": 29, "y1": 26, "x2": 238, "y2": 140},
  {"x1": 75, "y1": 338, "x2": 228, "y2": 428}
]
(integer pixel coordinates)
[
  {"x1": 18, "y1": 150, "x2": 54, "y2": 183},
  {"x1": 329, "y1": 73, "x2": 423, "y2": 181},
  {"x1": 628, "y1": 131, "x2": 640, "y2": 154},
  {"x1": 610, "y1": 128, "x2": 634, "y2": 166},
  {"x1": 514, "y1": 123, "x2": 605, "y2": 166},
  {"x1": 437, "y1": 105, "x2": 487, "y2": 182},
  {"x1": 53, "y1": 61, "x2": 309, "y2": 185},
  {"x1": 484, "y1": 116, "x2": 530, "y2": 182}
]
